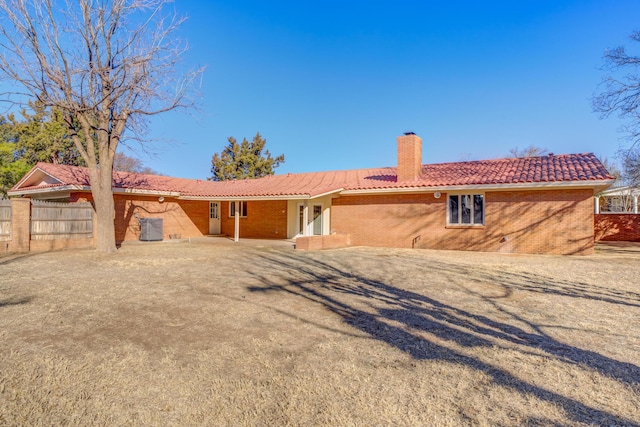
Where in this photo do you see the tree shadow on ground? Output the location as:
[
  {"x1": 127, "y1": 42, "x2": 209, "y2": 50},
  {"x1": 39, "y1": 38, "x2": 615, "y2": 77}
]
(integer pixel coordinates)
[
  {"x1": 419, "y1": 257, "x2": 640, "y2": 309},
  {"x1": 0, "y1": 252, "x2": 39, "y2": 266},
  {"x1": 0, "y1": 296, "x2": 32, "y2": 308},
  {"x1": 247, "y1": 250, "x2": 639, "y2": 427}
]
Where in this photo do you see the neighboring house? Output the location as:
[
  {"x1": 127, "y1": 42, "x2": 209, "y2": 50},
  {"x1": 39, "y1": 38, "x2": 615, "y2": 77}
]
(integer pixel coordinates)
[{"x1": 9, "y1": 133, "x2": 614, "y2": 254}]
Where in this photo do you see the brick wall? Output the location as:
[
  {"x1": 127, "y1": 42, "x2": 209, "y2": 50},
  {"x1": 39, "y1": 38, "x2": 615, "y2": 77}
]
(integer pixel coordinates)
[
  {"x1": 72, "y1": 193, "x2": 209, "y2": 243},
  {"x1": 72, "y1": 194, "x2": 289, "y2": 242},
  {"x1": 595, "y1": 214, "x2": 640, "y2": 241},
  {"x1": 331, "y1": 189, "x2": 595, "y2": 255},
  {"x1": 296, "y1": 233, "x2": 350, "y2": 250},
  {"x1": 397, "y1": 134, "x2": 422, "y2": 182},
  {"x1": 7, "y1": 198, "x2": 30, "y2": 253},
  {"x1": 220, "y1": 200, "x2": 288, "y2": 239}
]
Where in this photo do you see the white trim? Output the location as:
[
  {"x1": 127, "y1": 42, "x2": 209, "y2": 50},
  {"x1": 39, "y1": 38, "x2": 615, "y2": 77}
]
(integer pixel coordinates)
[
  {"x1": 229, "y1": 200, "x2": 247, "y2": 218},
  {"x1": 113, "y1": 188, "x2": 181, "y2": 197},
  {"x1": 310, "y1": 202, "x2": 324, "y2": 236},
  {"x1": 8, "y1": 185, "x2": 181, "y2": 198},
  {"x1": 209, "y1": 201, "x2": 221, "y2": 234},
  {"x1": 309, "y1": 189, "x2": 344, "y2": 199},
  {"x1": 8, "y1": 184, "x2": 87, "y2": 196},
  {"x1": 180, "y1": 194, "x2": 308, "y2": 201},
  {"x1": 295, "y1": 202, "x2": 306, "y2": 237},
  {"x1": 11, "y1": 167, "x2": 62, "y2": 190},
  {"x1": 234, "y1": 201, "x2": 240, "y2": 242},
  {"x1": 447, "y1": 193, "x2": 485, "y2": 226},
  {"x1": 599, "y1": 185, "x2": 640, "y2": 196},
  {"x1": 341, "y1": 179, "x2": 615, "y2": 195}
]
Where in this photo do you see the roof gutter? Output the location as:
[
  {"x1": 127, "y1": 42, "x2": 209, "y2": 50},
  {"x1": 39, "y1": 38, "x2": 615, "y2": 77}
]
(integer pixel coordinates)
[
  {"x1": 179, "y1": 194, "x2": 309, "y2": 201},
  {"x1": 179, "y1": 188, "x2": 344, "y2": 201},
  {"x1": 340, "y1": 179, "x2": 616, "y2": 195},
  {"x1": 7, "y1": 184, "x2": 89, "y2": 197},
  {"x1": 112, "y1": 188, "x2": 181, "y2": 197}
]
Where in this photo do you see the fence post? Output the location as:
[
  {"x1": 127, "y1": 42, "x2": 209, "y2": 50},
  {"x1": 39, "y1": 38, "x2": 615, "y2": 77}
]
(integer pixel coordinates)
[{"x1": 9, "y1": 198, "x2": 31, "y2": 253}]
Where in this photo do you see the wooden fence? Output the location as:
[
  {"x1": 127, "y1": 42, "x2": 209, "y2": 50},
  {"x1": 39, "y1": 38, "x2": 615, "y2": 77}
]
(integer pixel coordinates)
[
  {"x1": 30, "y1": 200, "x2": 94, "y2": 240},
  {"x1": 0, "y1": 199, "x2": 10, "y2": 241}
]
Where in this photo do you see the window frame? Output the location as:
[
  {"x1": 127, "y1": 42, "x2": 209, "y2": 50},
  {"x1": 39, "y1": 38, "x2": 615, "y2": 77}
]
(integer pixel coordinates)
[
  {"x1": 229, "y1": 201, "x2": 248, "y2": 218},
  {"x1": 209, "y1": 202, "x2": 219, "y2": 219},
  {"x1": 447, "y1": 193, "x2": 485, "y2": 227}
]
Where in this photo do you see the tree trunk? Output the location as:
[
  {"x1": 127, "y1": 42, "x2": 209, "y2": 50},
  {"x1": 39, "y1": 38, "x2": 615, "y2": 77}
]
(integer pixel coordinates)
[{"x1": 88, "y1": 164, "x2": 117, "y2": 253}]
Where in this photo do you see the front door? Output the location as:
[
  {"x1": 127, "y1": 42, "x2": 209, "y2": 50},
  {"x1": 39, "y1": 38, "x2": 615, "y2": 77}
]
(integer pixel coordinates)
[{"x1": 209, "y1": 202, "x2": 220, "y2": 234}]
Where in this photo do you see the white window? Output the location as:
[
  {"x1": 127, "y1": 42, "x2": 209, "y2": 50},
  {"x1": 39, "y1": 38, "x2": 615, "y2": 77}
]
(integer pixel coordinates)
[
  {"x1": 229, "y1": 201, "x2": 247, "y2": 217},
  {"x1": 448, "y1": 194, "x2": 484, "y2": 225}
]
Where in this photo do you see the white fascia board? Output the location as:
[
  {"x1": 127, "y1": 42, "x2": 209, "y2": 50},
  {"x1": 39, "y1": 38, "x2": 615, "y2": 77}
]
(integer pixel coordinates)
[
  {"x1": 9, "y1": 186, "x2": 182, "y2": 198},
  {"x1": 11, "y1": 167, "x2": 61, "y2": 190},
  {"x1": 599, "y1": 185, "x2": 640, "y2": 196},
  {"x1": 340, "y1": 180, "x2": 616, "y2": 195},
  {"x1": 111, "y1": 188, "x2": 181, "y2": 197},
  {"x1": 181, "y1": 188, "x2": 342, "y2": 201},
  {"x1": 7, "y1": 184, "x2": 88, "y2": 197},
  {"x1": 179, "y1": 194, "x2": 310, "y2": 201},
  {"x1": 309, "y1": 188, "x2": 344, "y2": 200}
]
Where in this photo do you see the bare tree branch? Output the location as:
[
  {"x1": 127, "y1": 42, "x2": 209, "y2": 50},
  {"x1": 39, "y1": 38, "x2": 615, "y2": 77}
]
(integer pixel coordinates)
[
  {"x1": 508, "y1": 145, "x2": 548, "y2": 158},
  {"x1": 594, "y1": 30, "x2": 640, "y2": 186},
  {"x1": 0, "y1": 0, "x2": 204, "y2": 252}
]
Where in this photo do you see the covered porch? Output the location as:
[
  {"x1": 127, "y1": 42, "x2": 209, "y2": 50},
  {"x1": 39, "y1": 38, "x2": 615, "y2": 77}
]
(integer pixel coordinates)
[{"x1": 204, "y1": 193, "x2": 336, "y2": 242}]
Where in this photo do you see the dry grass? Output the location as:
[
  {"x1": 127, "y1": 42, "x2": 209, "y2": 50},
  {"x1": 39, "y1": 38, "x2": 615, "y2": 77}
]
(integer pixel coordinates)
[{"x1": 0, "y1": 240, "x2": 639, "y2": 426}]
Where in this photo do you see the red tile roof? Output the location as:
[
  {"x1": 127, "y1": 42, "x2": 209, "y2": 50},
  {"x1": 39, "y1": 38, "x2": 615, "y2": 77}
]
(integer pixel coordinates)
[{"x1": 10, "y1": 152, "x2": 615, "y2": 198}]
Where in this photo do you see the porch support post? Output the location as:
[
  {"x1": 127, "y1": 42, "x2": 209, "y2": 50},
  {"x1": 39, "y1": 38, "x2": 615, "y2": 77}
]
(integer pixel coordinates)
[
  {"x1": 234, "y1": 201, "x2": 240, "y2": 242},
  {"x1": 302, "y1": 202, "x2": 309, "y2": 236},
  {"x1": 594, "y1": 196, "x2": 600, "y2": 214},
  {"x1": 634, "y1": 195, "x2": 638, "y2": 214}
]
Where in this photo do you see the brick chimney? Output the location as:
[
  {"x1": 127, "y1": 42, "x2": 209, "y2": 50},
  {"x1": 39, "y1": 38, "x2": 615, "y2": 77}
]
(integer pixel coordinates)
[{"x1": 397, "y1": 132, "x2": 423, "y2": 181}]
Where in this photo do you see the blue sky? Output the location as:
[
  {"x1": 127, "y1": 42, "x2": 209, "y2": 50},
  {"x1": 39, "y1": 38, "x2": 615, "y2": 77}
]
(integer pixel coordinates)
[{"x1": 140, "y1": 0, "x2": 639, "y2": 179}]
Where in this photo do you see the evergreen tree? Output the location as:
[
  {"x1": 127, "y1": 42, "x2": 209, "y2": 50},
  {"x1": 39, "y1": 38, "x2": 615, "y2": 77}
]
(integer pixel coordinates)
[
  {"x1": 15, "y1": 101, "x2": 83, "y2": 166},
  {"x1": 0, "y1": 116, "x2": 29, "y2": 198},
  {"x1": 0, "y1": 103, "x2": 83, "y2": 198},
  {"x1": 210, "y1": 133, "x2": 284, "y2": 181}
]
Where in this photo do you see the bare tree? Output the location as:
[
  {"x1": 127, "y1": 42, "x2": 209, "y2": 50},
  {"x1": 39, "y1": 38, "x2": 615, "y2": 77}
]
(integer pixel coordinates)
[
  {"x1": 508, "y1": 145, "x2": 548, "y2": 158},
  {"x1": 597, "y1": 155, "x2": 622, "y2": 182},
  {"x1": 113, "y1": 151, "x2": 158, "y2": 174},
  {"x1": 593, "y1": 31, "x2": 640, "y2": 184},
  {"x1": 0, "y1": 0, "x2": 202, "y2": 252}
]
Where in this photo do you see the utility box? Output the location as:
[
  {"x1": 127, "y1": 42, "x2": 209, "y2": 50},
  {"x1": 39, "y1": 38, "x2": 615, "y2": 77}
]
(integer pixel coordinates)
[{"x1": 139, "y1": 218, "x2": 163, "y2": 241}]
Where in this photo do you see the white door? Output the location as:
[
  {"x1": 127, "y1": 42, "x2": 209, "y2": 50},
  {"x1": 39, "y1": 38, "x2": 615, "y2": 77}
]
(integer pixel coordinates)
[{"x1": 209, "y1": 202, "x2": 220, "y2": 234}]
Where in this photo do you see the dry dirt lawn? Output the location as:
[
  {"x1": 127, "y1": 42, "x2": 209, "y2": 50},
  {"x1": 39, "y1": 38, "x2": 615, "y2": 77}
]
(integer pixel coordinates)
[{"x1": 0, "y1": 240, "x2": 639, "y2": 426}]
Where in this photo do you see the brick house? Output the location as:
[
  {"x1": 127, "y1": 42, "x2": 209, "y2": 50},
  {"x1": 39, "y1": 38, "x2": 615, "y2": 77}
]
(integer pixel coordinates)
[{"x1": 9, "y1": 133, "x2": 615, "y2": 254}]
